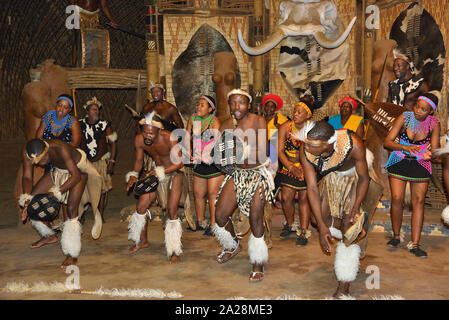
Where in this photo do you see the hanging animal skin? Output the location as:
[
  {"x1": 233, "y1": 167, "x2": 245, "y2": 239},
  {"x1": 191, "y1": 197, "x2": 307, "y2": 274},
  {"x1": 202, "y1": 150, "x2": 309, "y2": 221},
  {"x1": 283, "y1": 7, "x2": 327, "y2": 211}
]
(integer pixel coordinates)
[
  {"x1": 238, "y1": 0, "x2": 356, "y2": 109},
  {"x1": 390, "y1": 2, "x2": 445, "y2": 93}
]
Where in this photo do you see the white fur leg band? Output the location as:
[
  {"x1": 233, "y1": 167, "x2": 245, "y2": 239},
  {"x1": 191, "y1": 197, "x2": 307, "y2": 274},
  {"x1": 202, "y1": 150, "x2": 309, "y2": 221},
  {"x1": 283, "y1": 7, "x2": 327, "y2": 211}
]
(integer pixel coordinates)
[
  {"x1": 61, "y1": 218, "x2": 82, "y2": 258},
  {"x1": 442, "y1": 205, "x2": 449, "y2": 225},
  {"x1": 329, "y1": 227, "x2": 343, "y2": 240},
  {"x1": 125, "y1": 171, "x2": 139, "y2": 183},
  {"x1": 248, "y1": 233, "x2": 268, "y2": 265},
  {"x1": 212, "y1": 223, "x2": 238, "y2": 250},
  {"x1": 107, "y1": 132, "x2": 118, "y2": 143},
  {"x1": 19, "y1": 193, "x2": 33, "y2": 207},
  {"x1": 165, "y1": 219, "x2": 183, "y2": 258},
  {"x1": 334, "y1": 241, "x2": 361, "y2": 283},
  {"x1": 155, "y1": 166, "x2": 166, "y2": 182},
  {"x1": 49, "y1": 185, "x2": 64, "y2": 202},
  {"x1": 30, "y1": 219, "x2": 56, "y2": 237},
  {"x1": 127, "y1": 211, "x2": 147, "y2": 245}
]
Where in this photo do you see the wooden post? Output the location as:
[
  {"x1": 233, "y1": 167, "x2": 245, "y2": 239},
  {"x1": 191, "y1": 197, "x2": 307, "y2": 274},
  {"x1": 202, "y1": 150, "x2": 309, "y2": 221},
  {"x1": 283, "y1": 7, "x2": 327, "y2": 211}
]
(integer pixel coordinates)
[
  {"x1": 253, "y1": 0, "x2": 264, "y2": 114},
  {"x1": 363, "y1": 0, "x2": 376, "y2": 103},
  {"x1": 145, "y1": 0, "x2": 160, "y2": 100}
]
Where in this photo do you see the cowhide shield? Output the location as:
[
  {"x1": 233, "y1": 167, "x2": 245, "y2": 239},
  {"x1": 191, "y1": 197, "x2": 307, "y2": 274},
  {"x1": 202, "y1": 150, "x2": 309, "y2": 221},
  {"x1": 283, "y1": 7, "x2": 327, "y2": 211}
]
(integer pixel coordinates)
[
  {"x1": 172, "y1": 24, "x2": 241, "y2": 118},
  {"x1": 278, "y1": 27, "x2": 350, "y2": 110},
  {"x1": 390, "y1": 3, "x2": 445, "y2": 93}
]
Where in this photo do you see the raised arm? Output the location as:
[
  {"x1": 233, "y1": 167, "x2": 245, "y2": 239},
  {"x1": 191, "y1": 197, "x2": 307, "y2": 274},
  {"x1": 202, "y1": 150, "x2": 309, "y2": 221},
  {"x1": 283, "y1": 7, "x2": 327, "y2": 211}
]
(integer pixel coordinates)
[
  {"x1": 58, "y1": 147, "x2": 81, "y2": 194},
  {"x1": 170, "y1": 107, "x2": 185, "y2": 129},
  {"x1": 100, "y1": 0, "x2": 118, "y2": 27}
]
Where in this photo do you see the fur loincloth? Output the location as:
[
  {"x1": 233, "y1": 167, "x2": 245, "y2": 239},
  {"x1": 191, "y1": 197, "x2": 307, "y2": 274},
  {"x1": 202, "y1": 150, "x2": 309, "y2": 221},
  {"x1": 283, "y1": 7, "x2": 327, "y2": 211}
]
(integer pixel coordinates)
[{"x1": 216, "y1": 162, "x2": 275, "y2": 217}]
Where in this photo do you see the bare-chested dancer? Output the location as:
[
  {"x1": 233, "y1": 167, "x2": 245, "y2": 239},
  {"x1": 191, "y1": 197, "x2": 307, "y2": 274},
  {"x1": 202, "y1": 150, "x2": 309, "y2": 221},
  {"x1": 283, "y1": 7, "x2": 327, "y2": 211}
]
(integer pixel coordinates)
[
  {"x1": 212, "y1": 89, "x2": 275, "y2": 282},
  {"x1": 299, "y1": 120, "x2": 370, "y2": 298},
  {"x1": 142, "y1": 83, "x2": 184, "y2": 132},
  {"x1": 19, "y1": 138, "x2": 102, "y2": 268},
  {"x1": 125, "y1": 112, "x2": 184, "y2": 263}
]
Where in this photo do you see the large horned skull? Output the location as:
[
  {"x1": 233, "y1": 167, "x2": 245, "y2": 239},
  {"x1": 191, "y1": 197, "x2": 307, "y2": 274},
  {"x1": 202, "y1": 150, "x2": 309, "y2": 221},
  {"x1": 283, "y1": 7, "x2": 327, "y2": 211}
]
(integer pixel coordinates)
[{"x1": 238, "y1": 0, "x2": 356, "y2": 55}]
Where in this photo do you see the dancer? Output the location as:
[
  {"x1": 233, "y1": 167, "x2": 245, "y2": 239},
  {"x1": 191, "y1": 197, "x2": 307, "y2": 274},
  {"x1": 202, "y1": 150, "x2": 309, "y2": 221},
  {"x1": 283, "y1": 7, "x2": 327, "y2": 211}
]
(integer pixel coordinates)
[
  {"x1": 125, "y1": 112, "x2": 184, "y2": 263},
  {"x1": 384, "y1": 93, "x2": 440, "y2": 257},
  {"x1": 186, "y1": 95, "x2": 223, "y2": 236},
  {"x1": 275, "y1": 101, "x2": 312, "y2": 246},
  {"x1": 212, "y1": 89, "x2": 275, "y2": 282},
  {"x1": 300, "y1": 120, "x2": 370, "y2": 297}
]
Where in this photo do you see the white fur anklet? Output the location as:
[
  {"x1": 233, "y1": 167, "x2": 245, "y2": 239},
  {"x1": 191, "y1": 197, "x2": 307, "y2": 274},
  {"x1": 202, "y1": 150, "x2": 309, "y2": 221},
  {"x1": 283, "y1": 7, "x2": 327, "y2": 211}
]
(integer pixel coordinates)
[
  {"x1": 19, "y1": 193, "x2": 34, "y2": 208},
  {"x1": 442, "y1": 205, "x2": 449, "y2": 225},
  {"x1": 48, "y1": 185, "x2": 64, "y2": 202},
  {"x1": 212, "y1": 223, "x2": 238, "y2": 250},
  {"x1": 127, "y1": 211, "x2": 147, "y2": 245},
  {"x1": 334, "y1": 241, "x2": 361, "y2": 283},
  {"x1": 248, "y1": 233, "x2": 268, "y2": 265},
  {"x1": 165, "y1": 219, "x2": 183, "y2": 258},
  {"x1": 125, "y1": 171, "x2": 139, "y2": 183},
  {"x1": 61, "y1": 218, "x2": 82, "y2": 258},
  {"x1": 30, "y1": 219, "x2": 56, "y2": 237},
  {"x1": 329, "y1": 227, "x2": 343, "y2": 240},
  {"x1": 155, "y1": 166, "x2": 166, "y2": 182}
]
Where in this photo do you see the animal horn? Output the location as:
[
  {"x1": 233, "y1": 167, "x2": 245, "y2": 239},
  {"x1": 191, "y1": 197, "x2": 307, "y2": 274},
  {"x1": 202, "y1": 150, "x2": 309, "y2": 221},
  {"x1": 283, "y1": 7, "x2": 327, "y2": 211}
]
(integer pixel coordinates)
[
  {"x1": 238, "y1": 28, "x2": 287, "y2": 56},
  {"x1": 313, "y1": 17, "x2": 357, "y2": 49}
]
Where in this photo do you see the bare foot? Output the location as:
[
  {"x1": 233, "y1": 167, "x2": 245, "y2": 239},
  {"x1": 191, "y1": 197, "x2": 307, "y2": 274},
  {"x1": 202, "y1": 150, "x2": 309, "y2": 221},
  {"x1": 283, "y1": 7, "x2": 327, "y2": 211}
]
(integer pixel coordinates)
[
  {"x1": 61, "y1": 256, "x2": 77, "y2": 269},
  {"x1": 128, "y1": 242, "x2": 150, "y2": 253},
  {"x1": 333, "y1": 282, "x2": 350, "y2": 298},
  {"x1": 169, "y1": 254, "x2": 180, "y2": 264},
  {"x1": 31, "y1": 235, "x2": 58, "y2": 248}
]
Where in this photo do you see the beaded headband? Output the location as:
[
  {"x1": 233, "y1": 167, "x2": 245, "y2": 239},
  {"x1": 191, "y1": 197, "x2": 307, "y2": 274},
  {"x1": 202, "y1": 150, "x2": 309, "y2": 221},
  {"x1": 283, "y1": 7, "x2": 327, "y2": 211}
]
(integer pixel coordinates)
[
  {"x1": 200, "y1": 95, "x2": 216, "y2": 111},
  {"x1": 417, "y1": 96, "x2": 437, "y2": 112}
]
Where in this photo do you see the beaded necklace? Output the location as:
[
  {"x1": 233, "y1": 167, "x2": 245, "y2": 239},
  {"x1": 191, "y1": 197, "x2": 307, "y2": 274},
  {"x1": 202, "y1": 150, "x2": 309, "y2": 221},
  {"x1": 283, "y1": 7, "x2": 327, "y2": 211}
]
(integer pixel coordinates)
[
  {"x1": 44, "y1": 111, "x2": 73, "y2": 137},
  {"x1": 404, "y1": 111, "x2": 437, "y2": 136},
  {"x1": 191, "y1": 113, "x2": 215, "y2": 132}
]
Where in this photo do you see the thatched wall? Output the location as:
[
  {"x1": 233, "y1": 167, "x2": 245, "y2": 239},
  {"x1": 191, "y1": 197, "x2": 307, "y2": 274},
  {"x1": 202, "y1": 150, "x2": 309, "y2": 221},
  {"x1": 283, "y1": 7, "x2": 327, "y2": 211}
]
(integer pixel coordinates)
[{"x1": 0, "y1": 0, "x2": 146, "y2": 141}]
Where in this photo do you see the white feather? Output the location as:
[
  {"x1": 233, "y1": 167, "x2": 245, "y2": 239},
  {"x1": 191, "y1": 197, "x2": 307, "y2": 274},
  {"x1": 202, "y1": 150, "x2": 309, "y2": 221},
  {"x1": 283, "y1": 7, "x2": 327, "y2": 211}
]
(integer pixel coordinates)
[
  {"x1": 164, "y1": 219, "x2": 183, "y2": 258},
  {"x1": 293, "y1": 121, "x2": 315, "y2": 141},
  {"x1": 334, "y1": 242, "x2": 361, "y2": 282},
  {"x1": 212, "y1": 223, "x2": 238, "y2": 250},
  {"x1": 248, "y1": 233, "x2": 268, "y2": 265},
  {"x1": 61, "y1": 218, "x2": 82, "y2": 258}
]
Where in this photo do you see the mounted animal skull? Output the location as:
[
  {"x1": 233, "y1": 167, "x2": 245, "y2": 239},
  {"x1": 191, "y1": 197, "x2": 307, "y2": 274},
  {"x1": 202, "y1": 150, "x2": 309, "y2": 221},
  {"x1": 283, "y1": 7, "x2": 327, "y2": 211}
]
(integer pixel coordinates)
[
  {"x1": 238, "y1": 0, "x2": 356, "y2": 109},
  {"x1": 238, "y1": 0, "x2": 356, "y2": 55}
]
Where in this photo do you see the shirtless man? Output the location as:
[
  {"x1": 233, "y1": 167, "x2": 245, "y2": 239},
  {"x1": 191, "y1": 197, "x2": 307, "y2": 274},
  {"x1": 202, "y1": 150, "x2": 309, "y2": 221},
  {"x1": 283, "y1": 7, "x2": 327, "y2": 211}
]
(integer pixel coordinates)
[
  {"x1": 299, "y1": 120, "x2": 370, "y2": 297},
  {"x1": 125, "y1": 112, "x2": 184, "y2": 263},
  {"x1": 71, "y1": 0, "x2": 119, "y2": 66},
  {"x1": 142, "y1": 83, "x2": 184, "y2": 132},
  {"x1": 212, "y1": 89, "x2": 275, "y2": 282},
  {"x1": 80, "y1": 97, "x2": 117, "y2": 223},
  {"x1": 19, "y1": 138, "x2": 102, "y2": 268},
  {"x1": 388, "y1": 49, "x2": 429, "y2": 110}
]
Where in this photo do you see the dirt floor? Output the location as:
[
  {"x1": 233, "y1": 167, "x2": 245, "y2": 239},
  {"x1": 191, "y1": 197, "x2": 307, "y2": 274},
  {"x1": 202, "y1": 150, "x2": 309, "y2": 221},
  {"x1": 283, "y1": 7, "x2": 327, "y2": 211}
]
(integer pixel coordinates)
[{"x1": 1, "y1": 139, "x2": 449, "y2": 300}]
